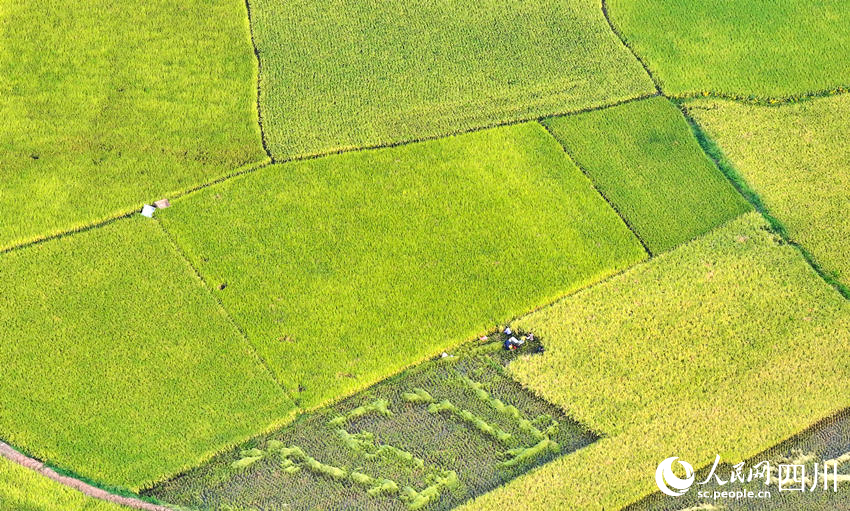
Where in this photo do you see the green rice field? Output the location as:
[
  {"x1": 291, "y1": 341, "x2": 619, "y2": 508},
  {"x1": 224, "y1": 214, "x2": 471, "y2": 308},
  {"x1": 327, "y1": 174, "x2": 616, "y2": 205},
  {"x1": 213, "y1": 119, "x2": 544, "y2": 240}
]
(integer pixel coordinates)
[
  {"x1": 0, "y1": 0, "x2": 266, "y2": 251},
  {"x1": 606, "y1": 0, "x2": 850, "y2": 98},
  {"x1": 0, "y1": 219, "x2": 293, "y2": 491},
  {"x1": 2, "y1": 0, "x2": 848, "y2": 509},
  {"x1": 158, "y1": 122, "x2": 646, "y2": 408},
  {"x1": 0, "y1": 456, "x2": 123, "y2": 511},
  {"x1": 542, "y1": 96, "x2": 750, "y2": 254},
  {"x1": 251, "y1": 0, "x2": 655, "y2": 158}
]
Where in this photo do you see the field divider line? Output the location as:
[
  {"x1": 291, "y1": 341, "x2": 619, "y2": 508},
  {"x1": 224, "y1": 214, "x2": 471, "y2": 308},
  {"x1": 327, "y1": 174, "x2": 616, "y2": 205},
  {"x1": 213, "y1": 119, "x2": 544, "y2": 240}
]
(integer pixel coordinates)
[
  {"x1": 267, "y1": 93, "x2": 660, "y2": 165},
  {"x1": 601, "y1": 0, "x2": 663, "y2": 95},
  {"x1": 538, "y1": 121, "x2": 652, "y2": 257},
  {"x1": 0, "y1": 157, "x2": 271, "y2": 257},
  {"x1": 0, "y1": 440, "x2": 172, "y2": 511},
  {"x1": 242, "y1": 0, "x2": 273, "y2": 162},
  {"x1": 671, "y1": 86, "x2": 850, "y2": 107},
  {"x1": 168, "y1": 158, "x2": 272, "y2": 202},
  {"x1": 0, "y1": 210, "x2": 137, "y2": 257},
  {"x1": 154, "y1": 219, "x2": 300, "y2": 404},
  {"x1": 676, "y1": 101, "x2": 850, "y2": 300},
  {"x1": 1, "y1": 93, "x2": 664, "y2": 257}
]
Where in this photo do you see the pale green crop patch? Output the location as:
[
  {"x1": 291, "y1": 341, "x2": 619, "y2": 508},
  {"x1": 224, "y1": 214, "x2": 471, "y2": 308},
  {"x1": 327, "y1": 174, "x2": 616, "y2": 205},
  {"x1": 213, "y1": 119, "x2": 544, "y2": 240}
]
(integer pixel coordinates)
[
  {"x1": 250, "y1": 0, "x2": 655, "y2": 158},
  {"x1": 0, "y1": 218, "x2": 293, "y2": 491},
  {"x1": 159, "y1": 122, "x2": 646, "y2": 409}
]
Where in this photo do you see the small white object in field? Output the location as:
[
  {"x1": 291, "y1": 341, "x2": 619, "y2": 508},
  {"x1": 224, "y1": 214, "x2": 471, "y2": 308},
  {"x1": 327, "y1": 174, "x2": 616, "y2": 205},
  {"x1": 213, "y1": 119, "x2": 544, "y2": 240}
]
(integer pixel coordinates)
[
  {"x1": 440, "y1": 352, "x2": 450, "y2": 358},
  {"x1": 154, "y1": 198, "x2": 171, "y2": 209},
  {"x1": 140, "y1": 204, "x2": 156, "y2": 218}
]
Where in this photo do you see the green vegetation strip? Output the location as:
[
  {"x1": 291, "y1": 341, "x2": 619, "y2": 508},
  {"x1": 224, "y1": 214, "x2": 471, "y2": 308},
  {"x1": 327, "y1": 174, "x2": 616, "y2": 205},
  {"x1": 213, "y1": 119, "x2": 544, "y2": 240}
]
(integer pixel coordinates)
[
  {"x1": 542, "y1": 96, "x2": 750, "y2": 254},
  {"x1": 685, "y1": 94, "x2": 850, "y2": 293},
  {"x1": 250, "y1": 0, "x2": 654, "y2": 158},
  {"x1": 0, "y1": 218, "x2": 294, "y2": 491},
  {"x1": 329, "y1": 399, "x2": 394, "y2": 427},
  {"x1": 337, "y1": 429, "x2": 425, "y2": 470},
  {"x1": 159, "y1": 122, "x2": 645, "y2": 408},
  {"x1": 461, "y1": 377, "x2": 558, "y2": 443},
  {"x1": 606, "y1": 0, "x2": 850, "y2": 98},
  {"x1": 460, "y1": 213, "x2": 850, "y2": 510},
  {"x1": 426, "y1": 400, "x2": 513, "y2": 446},
  {"x1": 0, "y1": 0, "x2": 267, "y2": 251}
]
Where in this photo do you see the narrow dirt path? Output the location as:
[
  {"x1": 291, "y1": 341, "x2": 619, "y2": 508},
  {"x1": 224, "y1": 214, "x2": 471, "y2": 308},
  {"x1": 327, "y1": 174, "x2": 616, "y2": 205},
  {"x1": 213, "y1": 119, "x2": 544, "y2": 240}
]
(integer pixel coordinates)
[{"x1": 0, "y1": 441, "x2": 171, "y2": 511}]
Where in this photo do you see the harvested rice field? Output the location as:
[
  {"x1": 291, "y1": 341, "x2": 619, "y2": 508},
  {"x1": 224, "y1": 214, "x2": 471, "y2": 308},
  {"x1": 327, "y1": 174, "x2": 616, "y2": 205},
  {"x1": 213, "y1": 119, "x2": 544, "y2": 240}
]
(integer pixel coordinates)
[
  {"x1": 147, "y1": 339, "x2": 597, "y2": 510},
  {"x1": 1, "y1": 1, "x2": 848, "y2": 510}
]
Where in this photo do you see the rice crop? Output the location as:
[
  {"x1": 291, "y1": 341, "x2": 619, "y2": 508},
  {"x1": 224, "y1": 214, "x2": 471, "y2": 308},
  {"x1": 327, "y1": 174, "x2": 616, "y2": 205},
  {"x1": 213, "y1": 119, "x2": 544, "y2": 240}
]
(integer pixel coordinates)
[
  {"x1": 249, "y1": 0, "x2": 655, "y2": 158},
  {"x1": 0, "y1": 218, "x2": 293, "y2": 491},
  {"x1": 459, "y1": 213, "x2": 850, "y2": 511},
  {"x1": 685, "y1": 94, "x2": 850, "y2": 293},
  {"x1": 542, "y1": 96, "x2": 750, "y2": 254},
  {"x1": 0, "y1": 456, "x2": 125, "y2": 511},
  {"x1": 158, "y1": 122, "x2": 646, "y2": 409},
  {"x1": 0, "y1": 0, "x2": 266, "y2": 251},
  {"x1": 606, "y1": 0, "x2": 850, "y2": 98},
  {"x1": 147, "y1": 338, "x2": 598, "y2": 510}
]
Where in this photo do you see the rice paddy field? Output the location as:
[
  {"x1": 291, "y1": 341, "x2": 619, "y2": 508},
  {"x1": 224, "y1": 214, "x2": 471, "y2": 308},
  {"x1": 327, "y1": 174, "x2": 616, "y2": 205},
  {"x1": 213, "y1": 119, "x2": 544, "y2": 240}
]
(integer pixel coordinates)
[
  {"x1": 685, "y1": 94, "x2": 850, "y2": 294},
  {"x1": 157, "y1": 123, "x2": 645, "y2": 408},
  {"x1": 251, "y1": 0, "x2": 655, "y2": 158},
  {"x1": 0, "y1": 0, "x2": 266, "y2": 251},
  {"x1": 2, "y1": 0, "x2": 848, "y2": 510},
  {"x1": 0, "y1": 219, "x2": 294, "y2": 491},
  {"x1": 541, "y1": 96, "x2": 750, "y2": 254},
  {"x1": 606, "y1": 0, "x2": 850, "y2": 98}
]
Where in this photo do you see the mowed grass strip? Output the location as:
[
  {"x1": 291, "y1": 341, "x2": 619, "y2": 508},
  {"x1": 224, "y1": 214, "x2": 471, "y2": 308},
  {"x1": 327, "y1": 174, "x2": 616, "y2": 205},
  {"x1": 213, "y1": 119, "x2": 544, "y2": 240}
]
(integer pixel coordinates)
[
  {"x1": 686, "y1": 95, "x2": 850, "y2": 292},
  {"x1": 460, "y1": 212, "x2": 850, "y2": 510},
  {"x1": 606, "y1": 0, "x2": 850, "y2": 98},
  {"x1": 251, "y1": 0, "x2": 655, "y2": 158},
  {"x1": 0, "y1": 218, "x2": 294, "y2": 491},
  {"x1": 0, "y1": 0, "x2": 266, "y2": 251},
  {"x1": 542, "y1": 96, "x2": 750, "y2": 254},
  {"x1": 159, "y1": 122, "x2": 646, "y2": 409},
  {"x1": 0, "y1": 456, "x2": 124, "y2": 511}
]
